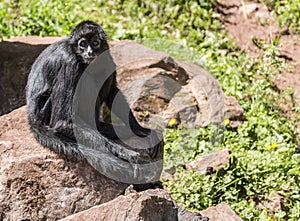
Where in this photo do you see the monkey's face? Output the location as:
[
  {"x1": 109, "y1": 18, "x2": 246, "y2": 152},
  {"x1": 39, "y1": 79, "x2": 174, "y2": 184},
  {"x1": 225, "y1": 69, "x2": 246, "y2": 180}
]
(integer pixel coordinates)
[
  {"x1": 76, "y1": 34, "x2": 104, "y2": 64},
  {"x1": 71, "y1": 21, "x2": 108, "y2": 64}
]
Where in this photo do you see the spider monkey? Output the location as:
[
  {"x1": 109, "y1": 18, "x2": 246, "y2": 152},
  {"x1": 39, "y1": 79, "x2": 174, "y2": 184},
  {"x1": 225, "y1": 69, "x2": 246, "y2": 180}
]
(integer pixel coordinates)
[{"x1": 26, "y1": 21, "x2": 163, "y2": 176}]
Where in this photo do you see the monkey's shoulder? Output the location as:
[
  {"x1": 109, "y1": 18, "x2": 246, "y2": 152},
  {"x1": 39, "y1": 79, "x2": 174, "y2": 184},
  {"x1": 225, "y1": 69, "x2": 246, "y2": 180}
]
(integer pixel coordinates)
[
  {"x1": 30, "y1": 38, "x2": 79, "y2": 77},
  {"x1": 28, "y1": 38, "x2": 82, "y2": 91},
  {"x1": 40, "y1": 38, "x2": 75, "y2": 63}
]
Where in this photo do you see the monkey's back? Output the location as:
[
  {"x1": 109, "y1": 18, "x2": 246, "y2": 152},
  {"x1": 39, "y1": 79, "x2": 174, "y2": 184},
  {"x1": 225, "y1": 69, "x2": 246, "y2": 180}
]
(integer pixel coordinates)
[{"x1": 26, "y1": 38, "x2": 85, "y2": 128}]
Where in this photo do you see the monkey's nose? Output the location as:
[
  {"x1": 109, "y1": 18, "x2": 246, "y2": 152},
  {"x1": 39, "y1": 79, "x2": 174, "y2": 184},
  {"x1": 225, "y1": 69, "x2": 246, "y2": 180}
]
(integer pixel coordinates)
[{"x1": 87, "y1": 46, "x2": 94, "y2": 57}]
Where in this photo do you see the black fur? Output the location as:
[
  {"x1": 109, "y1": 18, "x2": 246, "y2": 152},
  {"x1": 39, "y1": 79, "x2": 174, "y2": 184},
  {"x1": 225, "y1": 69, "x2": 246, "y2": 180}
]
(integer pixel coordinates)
[{"x1": 26, "y1": 21, "x2": 162, "y2": 164}]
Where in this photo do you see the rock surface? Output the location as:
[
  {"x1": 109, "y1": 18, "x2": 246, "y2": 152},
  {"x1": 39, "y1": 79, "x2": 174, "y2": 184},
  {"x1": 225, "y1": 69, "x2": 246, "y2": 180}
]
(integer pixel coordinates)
[
  {"x1": 224, "y1": 96, "x2": 245, "y2": 128},
  {"x1": 109, "y1": 41, "x2": 242, "y2": 129},
  {"x1": 185, "y1": 150, "x2": 231, "y2": 175},
  {"x1": 0, "y1": 107, "x2": 128, "y2": 221},
  {"x1": 0, "y1": 41, "x2": 44, "y2": 115},
  {"x1": 257, "y1": 191, "x2": 288, "y2": 213},
  {"x1": 201, "y1": 202, "x2": 243, "y2": 221},
  {"x1": 60, "y1": 188, "x2": 209, "y2": 221}
]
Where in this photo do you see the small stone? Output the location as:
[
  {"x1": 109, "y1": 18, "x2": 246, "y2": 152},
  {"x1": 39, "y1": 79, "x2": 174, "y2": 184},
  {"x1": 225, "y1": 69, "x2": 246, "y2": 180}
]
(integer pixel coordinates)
[
  {"x1": 185, "y1": 150, "x2": 231, "y2": 175},
  {"x1": 201, "y1": 202, "x2": 242, "y2": 221}
]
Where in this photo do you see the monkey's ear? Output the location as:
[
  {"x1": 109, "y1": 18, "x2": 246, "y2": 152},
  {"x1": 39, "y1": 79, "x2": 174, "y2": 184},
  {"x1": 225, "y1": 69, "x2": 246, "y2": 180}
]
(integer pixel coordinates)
[
  {"x1": 69, "y1": 33, "x2": 77, "y2": 44},
  {"x1": 70, "y1": 29, "x2": 77, "y2": 40},
  {"x1": 97, "y1": 26, "x2": 107, "y2": 40}
]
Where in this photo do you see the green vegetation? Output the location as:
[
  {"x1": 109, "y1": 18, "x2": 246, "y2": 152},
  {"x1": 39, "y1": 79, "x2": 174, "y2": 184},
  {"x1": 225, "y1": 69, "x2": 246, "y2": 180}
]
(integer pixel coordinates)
[
  {"x1": 260, "y1": 0, "x2": 300, "y2": 34},
  {"x1": 1, "y1": 0, "x2": 299, "y2": 220},
  {"x1": 164, "y1": 36, "x2": 300, "y2": 220}
]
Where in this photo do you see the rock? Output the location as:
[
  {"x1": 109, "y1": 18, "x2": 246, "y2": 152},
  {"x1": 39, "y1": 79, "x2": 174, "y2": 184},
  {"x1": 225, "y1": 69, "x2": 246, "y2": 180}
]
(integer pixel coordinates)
[
  {"x1": 257, "y1": 191, "x2": 288, "y2": 213},
  {"x1": 110, "y1": 42, "x2": 230, "y2": 129},
  {"x1": 185, "y1": 150, "x2": 231, "y2": 175},
  {"x1": 0, "y1": 107, "x2": 128, "y2": 221},
  {"x1": 238, "y1": 3, "x2": 258, "y2": 16},
  {"x1": 6, "y1": 36, "x2": 64, "y2": 45},
  {"x1": 60, "y1": 189, "x2": 176, "y2": 221},
  {"x1": 164, "y1": 86, "x2": 201, "y2": 128},
  {"x1": 60, "y1": 189, "x2": 209, "y2": 221},
  {"x1": 128, "y1": 71, "x2": 182, "y2": 114},
  {"x1": 201, "y1": 202, "x2": 242, "y2": 221},
  {"x1": 183, "y1": 62, "x2": 225, "y2": 127},
  {"x1": 178, "y1": 205, "x2": 209, "y2": 221},
  {"x1": 224, "y1": 96, "x2": 245, "y2": 128},
  {"x1": 0, "y1": 40, "x2": 47, "y2": 115}
]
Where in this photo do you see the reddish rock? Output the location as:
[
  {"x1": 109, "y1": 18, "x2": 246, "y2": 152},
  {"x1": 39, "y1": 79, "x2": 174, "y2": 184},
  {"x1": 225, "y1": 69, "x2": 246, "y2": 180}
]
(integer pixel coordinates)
[
  {"x1": 258, "y1": 191, "x2": 289, "y2": 213},
  {"x1": 185, "y1": 150, "x2": 231, "y2": 175},
  {"x1": 0, "y1": 107, "x2": 128, "y2": 220},
  {"x1": 60, "y1": 189, "x2": 177, "y2": 221},
  {"x1": 201, "y1": 202, "x2": 242, "y2": 221},
  {"x1": 224, "y1": 96, "x2": 245, "y2": 128},
  {"x1": 60, "y1": 188, "x2": 209, "y2": 221}
]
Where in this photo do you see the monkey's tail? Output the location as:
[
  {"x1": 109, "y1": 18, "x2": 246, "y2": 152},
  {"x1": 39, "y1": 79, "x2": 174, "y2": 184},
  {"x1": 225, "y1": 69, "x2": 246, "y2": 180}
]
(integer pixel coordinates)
[
  {"x1": 30, "y1": 125, "x2": 163, "y2": 184},
  {"x1": 30, "y1": 126, "x2": 84, "y2": 160}
]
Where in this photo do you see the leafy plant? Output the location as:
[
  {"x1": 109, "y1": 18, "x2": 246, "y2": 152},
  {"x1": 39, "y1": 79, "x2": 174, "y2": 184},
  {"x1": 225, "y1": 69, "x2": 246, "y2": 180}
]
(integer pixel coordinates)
[{"x1": 259, "y1": 0, "x2": 300, "y2": 34}]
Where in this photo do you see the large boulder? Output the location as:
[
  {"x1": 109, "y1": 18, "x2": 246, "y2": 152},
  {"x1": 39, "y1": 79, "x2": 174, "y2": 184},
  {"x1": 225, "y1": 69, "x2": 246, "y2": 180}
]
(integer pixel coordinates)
[
  {"x1": 110, "y1": 41, "x2": 243, "y2": 129},
  {"x1": 0, "y1": 107, "x2": 128, "y2": 220},
  {"x1": 0, "y1": 107, "x2": 210, "y2": 220},
  {"x1": 0, "y1": 37, "x2": 63, "y2": 115},
  {"x1": 60, "y1": 188, "x2": 209, "y2": 221}
]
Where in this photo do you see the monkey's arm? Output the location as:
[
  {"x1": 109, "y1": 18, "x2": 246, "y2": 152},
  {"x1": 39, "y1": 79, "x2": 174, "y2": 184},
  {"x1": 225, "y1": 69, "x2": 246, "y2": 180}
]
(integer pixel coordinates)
[{"x1": 27, "y1": 68, "x2": 52, "y2": 127}]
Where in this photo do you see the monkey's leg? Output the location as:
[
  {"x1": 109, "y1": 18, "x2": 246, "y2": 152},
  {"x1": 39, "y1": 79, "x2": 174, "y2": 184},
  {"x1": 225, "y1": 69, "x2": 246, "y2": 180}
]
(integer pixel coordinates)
[
  {"x1": 28, "y1": 83, "x2": 52, "y2": 126},
  {"x1": 52, "y1": 121, "x2": 76, "y2": 139},
  {"x1": 38, "y1": 97, "x2": 52, "y2": 125}
]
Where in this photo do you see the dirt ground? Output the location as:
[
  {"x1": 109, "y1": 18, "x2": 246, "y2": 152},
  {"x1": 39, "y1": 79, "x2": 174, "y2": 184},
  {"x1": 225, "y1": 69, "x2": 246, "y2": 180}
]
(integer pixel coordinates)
[{"x1": 217, "y1": 0, "x2": 300, "y2": 138}]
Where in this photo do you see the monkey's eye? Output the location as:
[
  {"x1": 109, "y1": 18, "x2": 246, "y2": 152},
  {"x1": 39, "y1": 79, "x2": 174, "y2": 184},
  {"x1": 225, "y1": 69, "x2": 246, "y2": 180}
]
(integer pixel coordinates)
[
  {"x1": 78, "y1": 39, "x2": 87, "y2": 48},
  {"x1": 92, "y1": 39, "x2": 100, "y2": 47}
]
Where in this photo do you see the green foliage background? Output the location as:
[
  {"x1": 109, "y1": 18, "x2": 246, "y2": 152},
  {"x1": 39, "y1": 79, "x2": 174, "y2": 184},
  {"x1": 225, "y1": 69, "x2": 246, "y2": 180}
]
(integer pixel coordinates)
[{"x1": 1, "y1": 0, "x2": 299, "y2": 220}]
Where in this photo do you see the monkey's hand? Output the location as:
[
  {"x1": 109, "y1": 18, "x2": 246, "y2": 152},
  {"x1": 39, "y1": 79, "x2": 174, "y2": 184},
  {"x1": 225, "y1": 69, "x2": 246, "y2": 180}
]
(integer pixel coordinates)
[{"x1": 53, "y1": 121, "x2": 75, "y2": 139}]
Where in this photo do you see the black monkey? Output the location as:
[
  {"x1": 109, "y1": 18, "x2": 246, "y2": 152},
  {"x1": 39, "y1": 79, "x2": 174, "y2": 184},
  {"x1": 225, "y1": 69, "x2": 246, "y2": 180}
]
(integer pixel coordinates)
[{"x1": 26, "y1": 21, "x2": 163, "y2": 178}]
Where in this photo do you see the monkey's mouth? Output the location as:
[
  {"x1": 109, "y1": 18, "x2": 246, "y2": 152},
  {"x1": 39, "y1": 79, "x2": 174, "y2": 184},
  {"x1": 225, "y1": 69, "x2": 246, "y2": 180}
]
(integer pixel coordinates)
[{"x1": 82, "y1": 55, "x2": 96, "y2": 63}]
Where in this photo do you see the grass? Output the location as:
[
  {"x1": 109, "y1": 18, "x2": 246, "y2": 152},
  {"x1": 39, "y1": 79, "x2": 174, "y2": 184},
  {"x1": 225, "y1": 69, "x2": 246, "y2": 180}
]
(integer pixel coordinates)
[
  {"x1": 260, "y1": 0, "x2": 300, "y2": 34},
  {"x1": 1, "y1": 0, "x2": 299, "y2": 220}
]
